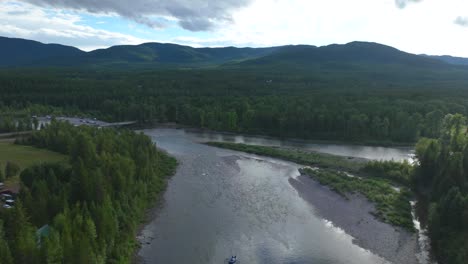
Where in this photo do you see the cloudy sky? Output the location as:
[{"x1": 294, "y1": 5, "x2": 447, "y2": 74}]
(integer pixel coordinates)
[{"x1": 1, "y1": 0, "x2": 468, "y2": 56}]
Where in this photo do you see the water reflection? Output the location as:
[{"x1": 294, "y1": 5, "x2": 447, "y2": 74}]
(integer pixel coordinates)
[
  {"x1": 174, "y1": 129, "x2": 414, "y2": 162},
  {"x1": 137, "y1": 129, "x2": 393, "y2": 264}
]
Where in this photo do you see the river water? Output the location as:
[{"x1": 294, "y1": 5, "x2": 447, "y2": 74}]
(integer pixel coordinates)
[
  {"x1": 137, "y1": 128, "x2": 414, "y2": 264},
  {"x1": 178, "y1": 129, "x2": 414, "y2": 162}
]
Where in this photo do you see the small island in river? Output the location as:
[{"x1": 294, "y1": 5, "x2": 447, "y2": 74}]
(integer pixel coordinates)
[{"x1": 207, "y1": 141, "x2": 432, "y2": 264}]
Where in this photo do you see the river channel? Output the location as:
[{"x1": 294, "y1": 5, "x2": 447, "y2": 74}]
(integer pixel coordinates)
[{"x1": 137, "y1": 128, "x2": 417, "y2": 264}]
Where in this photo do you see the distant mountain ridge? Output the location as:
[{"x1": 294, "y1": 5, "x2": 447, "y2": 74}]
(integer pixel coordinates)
[
  {"x1": 235, "y1": 42, "x2": 446, "y2": 69},
  {"x1": 0, "y1": 36, "x2": 462, "y2": 70},
  {"x1": 422, "y1": 54, "x2": 468, "y2": 66},
  {"x1": 84, "y1": 42, "x2": 279, "y2": 66},
  {"x1": 0, "y1": 36, "x2": 279, "y2": 68},
  {"x1": 0, "y1": 36, "x2": 84, "y2": 67}
]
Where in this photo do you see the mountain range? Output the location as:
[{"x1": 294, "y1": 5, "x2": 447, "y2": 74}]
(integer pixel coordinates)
[{"x1": 1, "y1": 36, "x2": 468, "y2": 70}]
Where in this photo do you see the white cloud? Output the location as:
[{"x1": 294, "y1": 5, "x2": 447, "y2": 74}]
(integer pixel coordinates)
[
  {"x1": 18, "y1": 0, "x2": 252, "y2": 31},
  {"x1": 455, "y1": 16, "x2": 468, "y2": 27},
  {"x1": 176, "y1": 0, "x2": 468, "y2": 57},
  {"x1": 0, "y1": 0, "x2": 152, "y2": 51},
  {"x1": 2, "y1": 0, "x2": 468, "y2": 56},
  {"x1": 395, "y1": 0, "x2": 423, "y2": 9}
]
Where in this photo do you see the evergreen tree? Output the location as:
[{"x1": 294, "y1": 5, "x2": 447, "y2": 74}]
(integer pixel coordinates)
[
  {"x1": 0, "y1": 165, "x2": 5, "y2": 182},
  {"x1": 5, "y1": 161, "x2": 20, "y2": 178},
  {"x1": 0, "y1": 221, "x2": 13, "y2": 264},
  {"x1": 8, "y1": 201, "x2": 39, "y2": 264}
]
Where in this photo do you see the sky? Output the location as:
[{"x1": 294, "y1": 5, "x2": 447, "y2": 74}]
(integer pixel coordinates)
[{"x1": 1, "y1": 0, "x2": 468, "y2": 56}]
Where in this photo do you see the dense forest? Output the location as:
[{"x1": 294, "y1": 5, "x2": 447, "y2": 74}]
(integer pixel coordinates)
[
  {"x1": 0, "y1": 120, "x2": 177, "y2": 263},
  {"x1": 1, "y1": 62, "x2": 468, "y2": 263},
  {"x1": 414, "y1": 114, "x2": 468, "y2": 264},
  {"x1": 1, "y1": 68, "x2": 468, "y2": 143}
]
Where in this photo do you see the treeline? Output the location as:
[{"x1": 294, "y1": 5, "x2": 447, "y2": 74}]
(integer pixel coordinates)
[
  {"x1": 0, "y1": 120, "x2": 177, "y2": 263},
  {"x1": 361, "y1": 160, "x2": 413, "y2": 186},
  {"x1": 414, "y1": 114, "x2": 468, "y2": 264},
  {"x1": 1, "y1": 69, "x2": 468, "y2": 143},
  {"x1": 0, "y1": 161, "x2": 20, "y2": 182},
  {"x1": 0, "y1": 116, "x2": 33, "y2": 133}
]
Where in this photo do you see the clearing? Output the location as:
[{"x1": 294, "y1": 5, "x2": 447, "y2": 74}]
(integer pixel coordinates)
[{"x1": 0, "y1": 140, "x2": 66, "y2": 192}]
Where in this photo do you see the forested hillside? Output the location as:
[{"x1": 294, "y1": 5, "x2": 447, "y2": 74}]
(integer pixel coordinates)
[
  {"x1": 0, "y1": 121, "x2": 177, "y2": 263},
  {"x1": 425, "y1": 55, "x2": 468, "y2": 66},
  {"x1": 0, "y1": 36, "x2": 277, "y2": 68},
  {"x1": 235, "y1": 41, "x2": 446, "y2": 69},
  {"x1": 0, "y1": 37, "x2": 83, "y2": 67},
  {"x1": 2, "y1": 68, "x2": 468, "y2": 143},
  {"x1": 3, "y1": 36, "x2": 468, "y2": 70}
]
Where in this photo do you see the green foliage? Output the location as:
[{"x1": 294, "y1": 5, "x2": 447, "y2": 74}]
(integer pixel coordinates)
[
  {"x1": 4, "y1": 201, "x2": 39, "y2": 264},
  {"x1": 0, "y1": 141, "x2": 65, "y2": 170},
  {"x1": 415, "y1": 114, "x2": 468, "y2": 264},
  {"x1": 301, "y1": 168, "x2": 414, "y2": 231},
  {"x1": 0, "y1": 220, "x2": 13, "y2": 264},
  {"x1": 360, "y1": 160, "x2": 413, "y2": 186},
  {"x1": 0, "y1": 121, "x2": 177, "y2": 263},
  {"x1": 5, "y1": 161, "x2": 20, "y2": 178},
  {"x1": 1, "y1": 68, "x2": 467, "y2": 143},
  {"x1": 0, "y1": 166, "x2": 4, "y2": 182},
  {"x1": 207, "y1": 142, "x2": 363, "y2": 172}
]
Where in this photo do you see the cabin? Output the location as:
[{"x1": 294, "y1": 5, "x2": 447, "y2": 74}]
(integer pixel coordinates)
[{"x1": 36, "y1": 225, "x2": 51, "y2": 246}]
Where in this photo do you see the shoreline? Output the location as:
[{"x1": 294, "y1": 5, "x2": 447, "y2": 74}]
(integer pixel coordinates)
[
  {"x1": 132, "y1": 172, "x2": 178, "y2": 264},
  {"x1": 138, "y1": 123, "x2": 415, "y2": 148},
  {"x1": 130, "y1": 200, "x2": 165, "y2": 264},
  {"x1": 131, "y1": 192, "x2": 168, "y2": 264},
  {"x1": 132, "y1": 128, "x2": 418, "y2": 263},
  {"x1": 290, "y1": 173, "x2": 420, "y2": 264},
  {"x1": 131, "y1": 148, "x2": 178, "y2": 264}
]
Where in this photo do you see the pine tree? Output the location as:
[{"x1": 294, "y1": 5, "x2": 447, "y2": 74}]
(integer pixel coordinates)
[
  {"x1": 0, "y1": 221, "x2": 13, "y2": 264},
  {"x1": 42, "y1": 229, "x2": 63, "y2": 264},
  {"x1": 5, "y1": 161, "x2": 20, "y2": 178},
  {"x1": 9, "y1": 201, "x2": 39, "y2": 264},
  {"x1": 0, "y1": 164, "x2": 5, "y2": 182}
]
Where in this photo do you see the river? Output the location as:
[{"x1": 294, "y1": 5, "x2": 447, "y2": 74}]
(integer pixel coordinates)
[
  {"x1": 137, "y1": 128, "x2": 416, "y2": 264},
  {"x1": 176, "y1": 129, "x2": 414, "y2": 162}
]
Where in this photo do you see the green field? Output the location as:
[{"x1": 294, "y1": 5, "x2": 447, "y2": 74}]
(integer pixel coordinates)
[{"x1": 0, "y1": 140, "x2": 67, "y2": 191}]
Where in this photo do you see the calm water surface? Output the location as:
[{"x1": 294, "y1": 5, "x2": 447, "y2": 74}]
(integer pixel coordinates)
[
  {"x1": 137, "y1": 129, "x2": 411, "y2": 264},
  {"x1": 181, "y1": 129, "x2": 414, "y2": 162}
]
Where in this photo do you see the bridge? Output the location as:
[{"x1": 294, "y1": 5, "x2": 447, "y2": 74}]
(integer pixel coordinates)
[{"x1": 37, "y1": 116, "x2": 137, "y2": 128}]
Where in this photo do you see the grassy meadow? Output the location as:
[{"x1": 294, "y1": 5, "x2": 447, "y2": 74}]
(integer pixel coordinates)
[{"x1": 0, "y1": 140, "x2": 66, "y2": 191}]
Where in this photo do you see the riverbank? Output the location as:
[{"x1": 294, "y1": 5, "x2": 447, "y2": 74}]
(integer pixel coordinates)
[
  {"x1": 132, "y1": 149, "x2": 178, "y2": 264},
  {"x1": 132, "y1": 195, "x2": 166, "y2": 264},
  {"x1": 301, "y1": 167, "x2": 414, "y2": 230},
  {"x1": 207, "y1": 142, "x2": 415, "y2": 229},
  {"x1": 135, "y1": 128, "x2": 428, "y2": 263},
  {"x1": 290, "y1": 174, "x2": 420, "y2": 264},
  {"x1": 206, "y1": 142, "x2": 367, "y2": 172},
  {"x1": 143, "y1": 122, "x2": 415, "y2": 147},
  {"x1": 207, "y1": 141, "x2": 424, "y2": 263}
]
